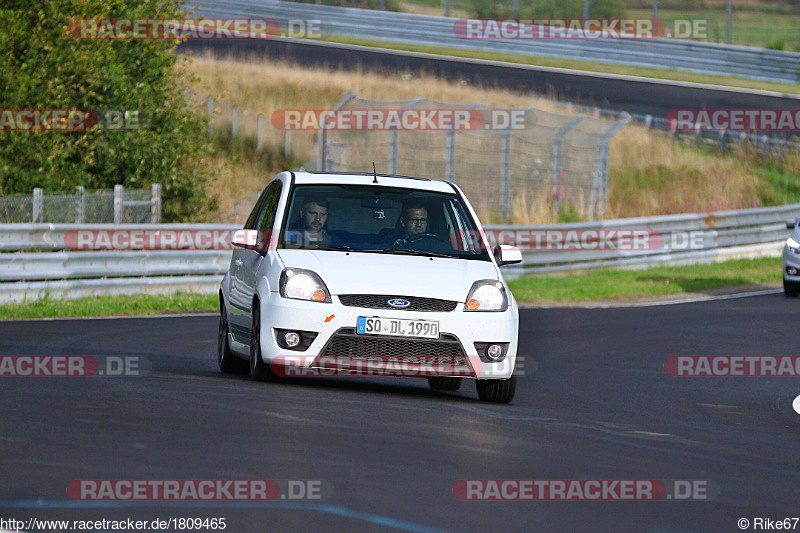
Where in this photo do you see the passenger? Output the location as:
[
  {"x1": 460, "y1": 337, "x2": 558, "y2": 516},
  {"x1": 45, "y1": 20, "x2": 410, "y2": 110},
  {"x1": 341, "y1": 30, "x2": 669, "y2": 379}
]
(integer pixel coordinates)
[{"x1": 286, "y1": 197, "x2": 332, "y2": 245}]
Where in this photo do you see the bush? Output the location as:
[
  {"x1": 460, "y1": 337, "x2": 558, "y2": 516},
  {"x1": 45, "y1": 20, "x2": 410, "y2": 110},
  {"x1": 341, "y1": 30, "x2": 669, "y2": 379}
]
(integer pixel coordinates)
[{"x1": 0, "y1": 0, "x2": 213, "y2": 221}]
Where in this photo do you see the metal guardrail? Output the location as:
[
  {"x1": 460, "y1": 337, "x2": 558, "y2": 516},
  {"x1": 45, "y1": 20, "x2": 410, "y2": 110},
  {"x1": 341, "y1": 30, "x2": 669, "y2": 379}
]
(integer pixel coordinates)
[
  {"x1": 1, "y1": 203, "x2": 797, "y2": 302},
  {"x1": 187, "y1": 0, "x2": 800, "y2": 84}
]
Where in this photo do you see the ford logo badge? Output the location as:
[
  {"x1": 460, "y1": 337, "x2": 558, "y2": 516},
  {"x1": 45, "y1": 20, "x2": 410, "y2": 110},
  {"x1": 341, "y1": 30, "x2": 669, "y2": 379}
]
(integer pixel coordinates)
[{"x1": 388, "y1": 298, "x2": 410, "y2": 308}]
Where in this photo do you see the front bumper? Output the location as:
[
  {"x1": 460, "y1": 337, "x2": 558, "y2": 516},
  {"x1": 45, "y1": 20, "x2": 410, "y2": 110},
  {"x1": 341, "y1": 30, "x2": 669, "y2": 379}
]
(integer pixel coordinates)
[
  {"x1": 257, "y1": 291, "x2": 518, "y2": 379},
  {"x1": 783, "y1": 245, "x2": 800, "y2": 281}
]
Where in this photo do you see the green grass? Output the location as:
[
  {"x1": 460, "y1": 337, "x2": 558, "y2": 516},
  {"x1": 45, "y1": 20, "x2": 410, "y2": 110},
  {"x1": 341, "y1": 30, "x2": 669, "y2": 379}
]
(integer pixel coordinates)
[
  {"x1": 0, "y1": 292, "x2": 218, "y2": 320},
  {"x1": 319, "y1": 35, "x2": 800, "y2": 95},
  {"x1": 628, "y1": 9, "x2": 800, "y2": 50},
  {"x1": 507, "y1": 257, "x2": 781, "y2": 301}
]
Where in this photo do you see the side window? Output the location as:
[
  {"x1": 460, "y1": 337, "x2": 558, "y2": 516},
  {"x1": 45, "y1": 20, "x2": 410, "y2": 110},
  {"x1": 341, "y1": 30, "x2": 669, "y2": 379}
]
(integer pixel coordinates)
[
  {"x1": 244, "y1": 186, "x2": 270, "y2": 230},
  {"x1": 254, "y1": 181, "x2": 283, "y2": 231}
]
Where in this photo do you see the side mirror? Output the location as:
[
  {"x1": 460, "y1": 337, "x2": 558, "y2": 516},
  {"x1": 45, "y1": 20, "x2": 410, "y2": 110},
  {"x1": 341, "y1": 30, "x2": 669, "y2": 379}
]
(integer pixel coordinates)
[
  {"x1": 787, "y1": 218, "x2": 797, "y2": 230},
  {"x1": 232, "y1": 229, "x2": 270, "y2": 251},
  {"x1": 494, "y1": 245, "x2": 522, "y2": 266}
]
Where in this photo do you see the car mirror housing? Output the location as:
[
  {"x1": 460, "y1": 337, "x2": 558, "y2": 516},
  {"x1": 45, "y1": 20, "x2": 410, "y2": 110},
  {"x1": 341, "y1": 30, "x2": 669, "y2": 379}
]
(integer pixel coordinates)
[
  {"x1": 494, "y1": 245, "x2": 522, "y2": 266},
  {"x1": 232, "y1": 229, "x2": 270, "y2": 251}
]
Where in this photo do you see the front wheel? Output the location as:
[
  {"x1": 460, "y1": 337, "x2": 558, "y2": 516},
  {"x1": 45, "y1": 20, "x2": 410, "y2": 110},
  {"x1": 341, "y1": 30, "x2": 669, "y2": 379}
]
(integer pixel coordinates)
[
  {"x1": 218, "y1": 302, "x2": 247, "y2": 373},
  {"x1": 249, "y1": 303, "x2": 278, "y2": 382},
  {"x1": 476, "y1": 375, "x2": 516, "y2": 403},
  {"x1": 784, "y1": 278, "x2": 799, "y2": 297}
]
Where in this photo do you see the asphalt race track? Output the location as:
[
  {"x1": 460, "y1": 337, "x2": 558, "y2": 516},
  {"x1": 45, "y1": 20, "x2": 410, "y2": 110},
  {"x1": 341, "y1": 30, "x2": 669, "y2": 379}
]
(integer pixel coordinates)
[
  {"x1": 1, "y1": 293, "x2": 799, "y2": 532},
  {"x1": 178, "y1": 38, "x2": 800, "y2": 118}
]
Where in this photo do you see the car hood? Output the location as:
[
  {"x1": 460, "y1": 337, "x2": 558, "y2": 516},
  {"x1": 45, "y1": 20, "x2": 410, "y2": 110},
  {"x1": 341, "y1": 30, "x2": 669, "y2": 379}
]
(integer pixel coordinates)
[{"x1": 277, "y1": 249, "x2": 498, "y2": 301}]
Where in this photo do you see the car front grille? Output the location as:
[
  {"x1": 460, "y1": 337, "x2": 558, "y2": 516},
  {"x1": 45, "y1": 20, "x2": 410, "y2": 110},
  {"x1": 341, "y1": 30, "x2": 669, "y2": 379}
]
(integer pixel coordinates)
[
  {"x1": 337, "y1": 294, "x2": 459, "y2": 312},
  {"x1": 320, "y1": 328, "x2": 465, "y2": 357}
]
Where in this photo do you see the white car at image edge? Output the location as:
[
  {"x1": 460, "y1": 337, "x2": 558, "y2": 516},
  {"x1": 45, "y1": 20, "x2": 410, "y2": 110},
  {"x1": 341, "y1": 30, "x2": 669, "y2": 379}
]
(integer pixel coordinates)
[
  {"x1": 218, "y1": 171, "x2": 523, "y2": 403},
  {"x1": 783, "y1": 217, "x2": 800, "y2": 296}
]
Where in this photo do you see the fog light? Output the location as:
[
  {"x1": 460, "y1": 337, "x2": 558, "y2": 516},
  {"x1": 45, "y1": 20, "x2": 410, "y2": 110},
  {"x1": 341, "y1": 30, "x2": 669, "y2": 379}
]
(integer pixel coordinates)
[
  {"x1": 486, "y1": 344, "x2": 504, "y2": 361},
  {"x1": 284, "y1": 331, "x2": 301, "y2": 348},
  {"x1": 788, "y1": 267, "x2": 798, "y2": 276}
]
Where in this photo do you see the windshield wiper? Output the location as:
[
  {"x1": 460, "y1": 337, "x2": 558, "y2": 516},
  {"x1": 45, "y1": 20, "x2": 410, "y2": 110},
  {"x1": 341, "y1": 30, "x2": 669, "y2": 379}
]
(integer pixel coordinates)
[
  {"x1": 378, "y1": 248, "x2": 456, "y2": 259},
  {"x1": 310, "y1": 244, "x2": 356, "y2": 252}
]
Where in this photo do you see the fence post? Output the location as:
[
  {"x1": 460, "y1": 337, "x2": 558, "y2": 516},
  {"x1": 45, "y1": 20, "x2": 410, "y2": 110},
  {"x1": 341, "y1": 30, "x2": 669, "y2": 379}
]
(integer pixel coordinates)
[
  {"x1": 500, "y1": 129, "x2": 511, "y2": 223},
  {"x1": 447, "y1": 103, "x2": 480, "y2": 183},
  {"x1": 75, "y1": 186, "x2": 85, "y2": 224},
  {"x1": 389, "y1": 97, "x2": 424, "y2": 176},
  {"x1": 551, "y1": 114, "x2": 585, "y2": 213},
  {"x1": 32, "y1": 188, "x2": 42, "y2": 223},
  {"x1": 445, "y1": 130, "x2": 455, "y2": 182},
  {"x1": 151, "y1": 183, "x2": 162, "y2": 223},
  {"x1": 587, "y1": 114, "x2": 630, "y2": 219},
  {"x1": 232, "y1": 106, "x2": 238, "y2": 137},
  {"x1": 206, "y1": 96, "x2": 213, "y2": 140},
  {"x1": 388, "y1": 129, "x2": 398, "y2": 175},
  {"x1": 114, "y1": 184, "x2": 123, "y2": 224},
  {"x1": 319, "y1": 91, "x2": 356, "y2": 171},
  {"x1": 257, "y1": 114, "x2": 264, "y2": 150}
]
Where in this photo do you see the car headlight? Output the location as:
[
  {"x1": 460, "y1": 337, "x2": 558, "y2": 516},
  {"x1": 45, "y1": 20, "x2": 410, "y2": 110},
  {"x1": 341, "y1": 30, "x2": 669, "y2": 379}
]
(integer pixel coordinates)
[
  {"x1": 279, "y1": 268, "x2": 331, "y2": 303},
  {"x1": 465, "y1": 280, "x2": 508, "y2": 312},
  {"x1": 788, "y1": 237, "x2": 800, "y2": 250}
]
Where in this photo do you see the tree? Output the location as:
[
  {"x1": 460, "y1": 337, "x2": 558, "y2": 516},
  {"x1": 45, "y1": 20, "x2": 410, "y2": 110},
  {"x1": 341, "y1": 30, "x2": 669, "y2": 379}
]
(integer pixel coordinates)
[{"x1": 0, "y1": 0, "x2": 212, "y2": 221}]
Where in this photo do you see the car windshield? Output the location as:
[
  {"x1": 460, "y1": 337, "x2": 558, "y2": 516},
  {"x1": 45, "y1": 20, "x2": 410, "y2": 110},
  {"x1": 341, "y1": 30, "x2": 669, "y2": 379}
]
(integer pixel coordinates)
[{"x1": 279, "y1": 184, "x2": 491, "y2": 261}]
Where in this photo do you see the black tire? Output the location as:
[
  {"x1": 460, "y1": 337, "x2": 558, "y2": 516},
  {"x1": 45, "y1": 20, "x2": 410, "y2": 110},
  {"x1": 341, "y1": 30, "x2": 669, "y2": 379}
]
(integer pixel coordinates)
[
  {"x1": 427, "y1": 377, "x2": 462, "y2": 391},
  {"x1": 249, "y1": 303, "x2": 278, "y2": 382},
  {"x1": 218, "y1": 301, "x2": 247, "y2": 373},
  {"x1": 784, "y1": 278, "x2": 800, "y2": 297},
  {"x1": 475, "y1": 375, "x2": 517, "y2": 403}
]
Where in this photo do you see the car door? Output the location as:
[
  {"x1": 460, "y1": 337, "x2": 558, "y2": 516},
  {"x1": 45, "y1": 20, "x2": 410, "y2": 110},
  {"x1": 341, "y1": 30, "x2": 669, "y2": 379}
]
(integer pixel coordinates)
[
  {"x1": 228, "y1": 185, "x2": 271, "y2": 342},
  {"x1": 237, "y1": 180, "x2": 283, "y2": 334}
]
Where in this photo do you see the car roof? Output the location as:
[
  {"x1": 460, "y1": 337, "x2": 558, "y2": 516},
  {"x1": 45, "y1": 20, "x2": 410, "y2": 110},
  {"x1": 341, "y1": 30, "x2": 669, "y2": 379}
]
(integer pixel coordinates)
[{"x1": 291, "y1": 171, "x2": 456, "y2": 193}]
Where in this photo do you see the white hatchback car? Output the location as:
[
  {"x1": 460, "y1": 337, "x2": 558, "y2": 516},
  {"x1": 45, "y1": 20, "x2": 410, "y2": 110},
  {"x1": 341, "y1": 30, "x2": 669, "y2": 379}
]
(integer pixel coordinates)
[
  {"x1": 218, "y1": 171, "x2": 522, "y2": 403},
  {"x1": 783, "y1": 217, "x2": 800, "y2": 296}
]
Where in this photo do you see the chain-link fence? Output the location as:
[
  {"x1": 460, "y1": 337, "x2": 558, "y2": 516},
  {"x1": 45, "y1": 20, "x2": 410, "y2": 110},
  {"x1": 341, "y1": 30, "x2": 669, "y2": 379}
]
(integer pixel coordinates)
[
  {"x1": 0, "y1": 185, "x2": 161, "y2": 224},
  {"x1": 316, "y1": 94, "x2": 629, "y2": 223}
]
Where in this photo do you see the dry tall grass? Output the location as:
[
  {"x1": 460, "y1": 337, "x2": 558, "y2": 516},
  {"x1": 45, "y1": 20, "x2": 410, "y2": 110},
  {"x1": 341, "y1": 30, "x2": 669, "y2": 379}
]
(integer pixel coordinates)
[{"x1": 185, "y1": 53, "x2": 778, "y2": 223}]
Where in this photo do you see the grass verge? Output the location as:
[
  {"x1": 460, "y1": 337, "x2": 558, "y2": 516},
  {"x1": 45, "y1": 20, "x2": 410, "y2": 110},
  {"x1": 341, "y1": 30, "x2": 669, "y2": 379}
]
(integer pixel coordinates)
[
  {"x1": 0, "y1": 258, "x2": 781, "y2": 319},
  {"x1": 507, "y1": 257, "x2": 781, "y2": 302},
  {"x1": 0, "y1": 293, "x2": 218, "y2": 321}
]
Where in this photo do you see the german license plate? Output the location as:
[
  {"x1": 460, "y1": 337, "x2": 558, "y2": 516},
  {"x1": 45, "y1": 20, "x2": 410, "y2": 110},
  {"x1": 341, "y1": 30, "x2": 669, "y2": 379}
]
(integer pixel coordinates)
[{"x1": 356, "y1": 316, "x2": 439, "y2": 339}]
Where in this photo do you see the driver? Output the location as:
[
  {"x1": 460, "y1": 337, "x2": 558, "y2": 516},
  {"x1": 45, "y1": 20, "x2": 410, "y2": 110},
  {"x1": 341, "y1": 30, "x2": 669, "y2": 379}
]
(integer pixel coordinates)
[
  {"x1": 400, "y1": 205, "x2": 428, "y2": 239},
  {"x1": 393, "y1": 205, "x2": 433, "y2": 247}
]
